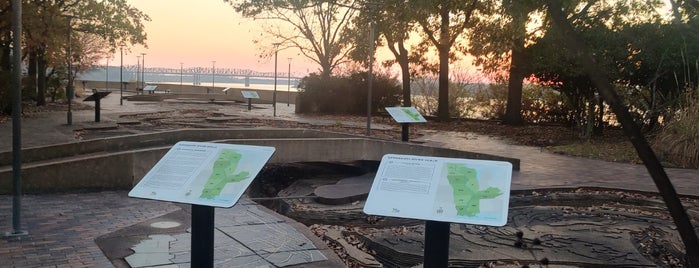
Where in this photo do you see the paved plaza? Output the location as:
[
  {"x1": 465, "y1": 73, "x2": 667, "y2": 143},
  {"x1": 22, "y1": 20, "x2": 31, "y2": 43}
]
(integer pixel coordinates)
[{"x1": 1, "y1": 92, "x2": 698, "y2": 267}]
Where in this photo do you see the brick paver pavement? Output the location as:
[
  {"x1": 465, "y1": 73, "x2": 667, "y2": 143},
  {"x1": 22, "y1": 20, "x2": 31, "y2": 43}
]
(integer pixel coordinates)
[{"x1": 0, "y1": 191, "x2": 179, "y2": 267}]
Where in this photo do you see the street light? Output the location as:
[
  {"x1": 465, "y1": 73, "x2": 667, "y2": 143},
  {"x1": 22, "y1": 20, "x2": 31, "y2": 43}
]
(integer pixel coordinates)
[
  {"x1": 105, "y1": 58, "x2": 109, "y2": 90},
  {"x1": 212, "y1": 61, "x2": 216, "y2": 88},
  {"x1": 366, "y1": 3, "x2": 380, "y2": 136},
  {"x1": 120, "y1": 46, "x2": 124, "y2": 105},
  {"x1": 141, "y1": 53, "x2": 146, "y2": 89},
  {"x1": 180, "y1": 62, "x2": 183, "y2": 87},
  {"x1": 136, "y1": 55, "x2": 140, "y2": 91},
  {"x1": 273, "y1": 43, "x2": 281, "y2": 116},
  {"x1": 7, "y1": 0, "x2": 28, "y2": 238},
  {"x1": 287, "y1": 58, "x2": 292, "y2": 106}
]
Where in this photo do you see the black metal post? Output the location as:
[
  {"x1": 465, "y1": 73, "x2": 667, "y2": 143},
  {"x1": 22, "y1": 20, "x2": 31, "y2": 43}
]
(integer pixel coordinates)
[
  {"x1": 247, "y1": 98, "x2": 252, "y2": 111},
  {"x1": 366, "y1": 3, "x2": 378, "y2": 136},
  {"x1": 191, "y1": 204, "x2": 215, "y2": 268},
  {"x1": 424, "y1": 220, "x2": 450, "y2": 267},
  {"x1": 94, "y1": 97, "x2": 101, "y2": 122},
  {"x1": 7, "y1": 0, "x2": 27, "y2": 237},
  {"x1": 273, "y1": 43, "x2": 279, "y2": 117},
  {"x1": 401, "y1": 123, "x2": 409, "y2": 142},
  {"x1": 141, "y1": 53, "x2": 146, "y2": 90},
  {"x1": 287, "y1": 58, "x2": 291, "y2": 106},
  {"x1": 119, "y1": 47, "x2": 123, "y2": 105},
  {"x1": 66, "y1": 17, "x2": 73, "y2": 125}
]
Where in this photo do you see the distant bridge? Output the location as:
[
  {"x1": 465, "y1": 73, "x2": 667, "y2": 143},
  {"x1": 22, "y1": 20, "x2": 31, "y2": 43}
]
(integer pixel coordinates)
[{"x1": 119, "y1": 65, "x2": 297, "y2": 78}]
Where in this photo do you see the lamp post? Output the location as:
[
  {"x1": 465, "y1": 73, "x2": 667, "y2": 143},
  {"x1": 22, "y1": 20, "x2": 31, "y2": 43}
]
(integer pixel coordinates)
[
  {"x1": 120, "y1": 46, "x2": 123, "y2": 105},
  {"x1": 212, "y1": 61, "x2": 216, "y2": 88},
  {"x1": 105, "y1": 58, "x2": 109, "y2": 90},
  {"x1": 141, "y1": 53, "x2": 146, "y2": 89},
  {"x1": 136, "y1": 55, "x2": 140, "y2": 91},
  {"x1": 366, "y1": 3, "x2": 379, "y2": 136},
  {"x1": 180, "y1": 62, "x2": 183, "y2": 87},
  {"x1": 66, "y1": 16, "x2": 74, "y2": 126},
  {"x1": 7, "y1": 0, "x2": 28, "y2": 237},
  {"x1": 273, "y1": 43, "x2": 280, "y2": 117},
  {"x1": 287, "y1": 58, "x2": 292, "y2": 106}
]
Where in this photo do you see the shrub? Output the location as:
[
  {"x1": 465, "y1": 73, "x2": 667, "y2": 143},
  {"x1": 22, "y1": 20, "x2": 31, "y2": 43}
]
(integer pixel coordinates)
[
  {"x1": 296, "y1": 71, "x2": 401, "y2": 115},
  {"x1": 652, "y1": 90, "x2": 699, "y2": 168}
]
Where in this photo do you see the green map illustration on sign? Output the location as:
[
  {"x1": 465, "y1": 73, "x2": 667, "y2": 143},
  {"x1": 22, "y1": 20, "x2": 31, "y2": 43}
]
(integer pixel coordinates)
[
  {"x1": 446, "y1": 163, "x2": 502, "y2": 216},
  {"x1": 200, "y1": 149, "x2": 250, "y2": 199},
  {"x1": 400, "y1": 107, "x2": 422, "y2": 121}
]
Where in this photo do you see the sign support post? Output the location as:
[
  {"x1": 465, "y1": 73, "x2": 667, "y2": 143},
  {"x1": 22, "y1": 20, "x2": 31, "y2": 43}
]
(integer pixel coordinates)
[
  {"x1": 424, "y1": 220, "x2": 450, "y2": 267},
  {"x1": 191, "y1": 204, "x2": 215, "y2": 268},
  {"x1": 401, "y1": 124, "x2": 409, "y2": 142}
]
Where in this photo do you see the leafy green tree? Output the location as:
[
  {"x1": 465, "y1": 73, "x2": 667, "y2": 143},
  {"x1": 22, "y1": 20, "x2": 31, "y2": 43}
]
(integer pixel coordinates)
[{"x1": 226, "y1": 0, "x2": 358, "y2": 77}]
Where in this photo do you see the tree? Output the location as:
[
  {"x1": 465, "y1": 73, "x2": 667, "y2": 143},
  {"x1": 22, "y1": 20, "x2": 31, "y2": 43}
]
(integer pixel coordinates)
[
  {"x1": 546, "y1": 1, "x2": 699, "y2": 265},
  {"x1": 413, "y1": 0, "x2": 494, "y2": 120},
  {"x1": 350, "y1": 1, "x2": 416, "y2": 107},
  {"x1": 0, "y1": 0, "x2": 149, "y2": 108},
  {"x1": 226, "y1": 0, "x2": 359, "y2": 77}
]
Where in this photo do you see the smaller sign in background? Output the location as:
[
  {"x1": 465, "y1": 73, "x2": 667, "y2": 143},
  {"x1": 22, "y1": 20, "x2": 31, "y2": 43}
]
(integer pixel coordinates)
[{"x1": 385, "y1": 107, "x2": 427, "y2": 123}]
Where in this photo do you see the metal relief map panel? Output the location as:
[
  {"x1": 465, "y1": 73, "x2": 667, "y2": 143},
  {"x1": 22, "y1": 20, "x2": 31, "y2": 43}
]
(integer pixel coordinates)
[
  {"x1": 129, "y1": 141, "x2": 275, "y2": 207},
  {"x1": 364, "y1": 154, "x2": 512, "y2": 226}
]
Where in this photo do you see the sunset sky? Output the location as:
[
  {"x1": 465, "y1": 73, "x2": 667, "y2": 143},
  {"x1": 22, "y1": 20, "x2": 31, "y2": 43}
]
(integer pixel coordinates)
[{"x1": 114, "y1": 0, "x2": 318, "y2": 74}]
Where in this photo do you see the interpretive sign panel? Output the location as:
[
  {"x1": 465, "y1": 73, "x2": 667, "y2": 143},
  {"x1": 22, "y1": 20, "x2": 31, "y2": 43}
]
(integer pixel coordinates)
[
  {"x1": 364, "y1": 154, "x2": 512, "y2": 226},
  {"x1": 385, "y1": 107, "x2": 426, "y2": 123},
  {"x1": 143, "y1": 85, "x2": 158, "y2": 91},
  {"x1": 241, "y1": 91, "x2": 260, "y2": 99},
  {"x1": 129, "y1": 141, "x2": 275, "y2": 207}
]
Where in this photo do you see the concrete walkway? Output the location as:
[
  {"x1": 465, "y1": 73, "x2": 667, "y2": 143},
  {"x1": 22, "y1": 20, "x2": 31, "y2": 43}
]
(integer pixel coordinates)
[{"x1": 1, "y1": 92, "x2": 698, "y2": 267}]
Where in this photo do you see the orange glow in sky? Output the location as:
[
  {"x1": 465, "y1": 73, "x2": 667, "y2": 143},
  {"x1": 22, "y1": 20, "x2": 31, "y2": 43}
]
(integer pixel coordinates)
[{"x1": 114, "y1": 0, "x2": 316, "y2": 74}]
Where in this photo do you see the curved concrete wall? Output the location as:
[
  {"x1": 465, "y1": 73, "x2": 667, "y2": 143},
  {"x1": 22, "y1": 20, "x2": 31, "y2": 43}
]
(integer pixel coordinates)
[{"x1": 0, "y1": 129, "x2": 519, "y2": 194}]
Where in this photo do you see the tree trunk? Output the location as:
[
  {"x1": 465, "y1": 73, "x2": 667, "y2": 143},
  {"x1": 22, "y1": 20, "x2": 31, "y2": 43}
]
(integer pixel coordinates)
[
  {"x1": 436, "y1": 5, "x2": 450, "y2": 120},
  {"x1": 36, "y1": 48, "x2": 46, "y2": 106},
  {"x1": 398, "y1": 41, "x2": 411, "y2": 107},
  {"x1": 547, "y1": 1, "x2": 699, "y2": 265},
  {"x1": 1, "y1": 31, "x2": 9, "y2": 71},
  {"x1": 503, "y1": 9, "x2": 527, "y2": 126},
  {"x1": 503, "y1": 45, "x2": 525, "y2": 125},
  {"x1": 27, "y1": 50, "x2": 37, "y2": 100},
  {"x1": 594, "y1": 97, "x2": 604, "y2": 136}
]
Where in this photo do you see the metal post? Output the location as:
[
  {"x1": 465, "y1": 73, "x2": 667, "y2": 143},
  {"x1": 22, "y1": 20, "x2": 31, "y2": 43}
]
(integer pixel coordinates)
[
  {"x1": 66, "y1": 16, "x2": 73, "y2": 125},
  {"x1": 273, "y1": 43, "x2": 279, "y2": 117},
  {"x1": 141, "y1": 53, "x2": 146, "y2": 89},
  {"x1": 7, "y1": 0, "x2": 28, "y2": 238},
  {"x1": 402, "y1": 124, "x2": 409, "y2": 142},
  {"x1": 119, "y1": 47, "x2": 123, "y2": 105},
  {"x1": 105, "y1": 59, "x2": 109, "y2": 90},
  {"x1": 366, "y1": 3, "x2": 378, "y2": 136},
  {"x1": 191, "y1": 205, "x2": 215, "y2": 268},
  {"x1": 287, "y1": 57, "x2": 292, "y2": 106},
  {"x1": 424, "y1": 221, "x2": 450, "y2": 267},
  {"x1": 180, "y1": 62, "x2": 183, "y2": 87},
  {"x1": 94, "y1": 97, "x2": 101, "y2": 122},
  {"x1": 212, "y1": 61, "x2": 215, "y2": 88},
  {"x1": 136, "y1": 56, "x2": 140, "y2": 92}
]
